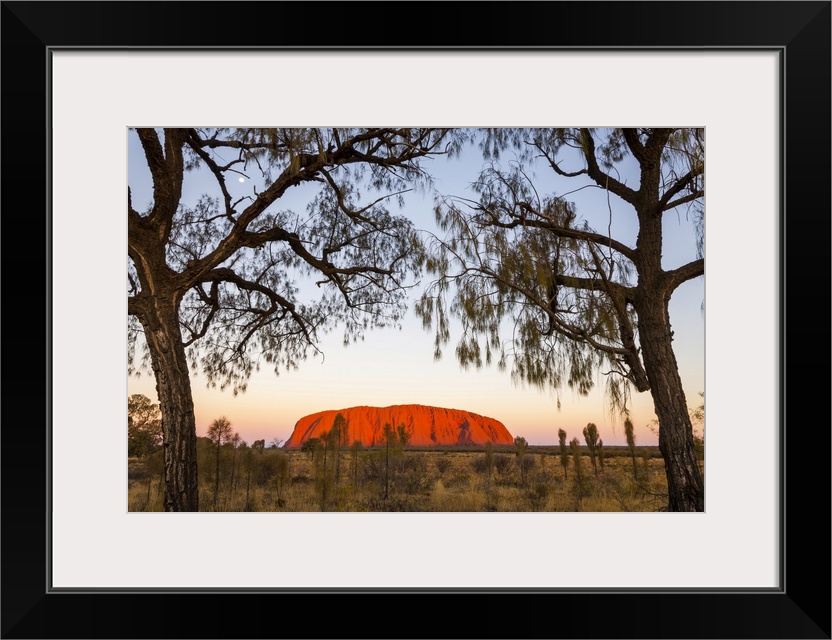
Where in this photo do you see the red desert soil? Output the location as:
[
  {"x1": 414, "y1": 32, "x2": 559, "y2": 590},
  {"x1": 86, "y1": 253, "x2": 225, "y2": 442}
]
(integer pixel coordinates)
[{"x1": 284, "y1": 404, "x2": 514, "y2": 447}]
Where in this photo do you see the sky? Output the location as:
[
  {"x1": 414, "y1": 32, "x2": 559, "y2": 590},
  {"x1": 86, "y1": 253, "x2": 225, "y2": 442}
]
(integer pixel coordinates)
[{"x1": 127, "y1": 129, "x2": 704, "y2": 447}]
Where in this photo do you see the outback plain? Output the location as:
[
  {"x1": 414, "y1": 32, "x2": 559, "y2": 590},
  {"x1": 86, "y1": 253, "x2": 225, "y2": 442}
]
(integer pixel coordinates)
[{"x1": 128, "y1": 439, "x2": 701, "y2": 513}]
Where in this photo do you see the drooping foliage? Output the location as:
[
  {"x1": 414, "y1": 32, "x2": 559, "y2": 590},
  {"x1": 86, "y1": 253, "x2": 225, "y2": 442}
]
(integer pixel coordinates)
[
  {"x1": 418, "y1": 128, "x2": 705, "y2": 511},
  {"x1": 418, "y1": 128, "x2": 703, "y2": 413},
  {"x1": 128, "y1": 127, "x2": 464, "y2": 510},
  {"x1": 130, "y1": 128, "x2": 465, "y2": 394}
]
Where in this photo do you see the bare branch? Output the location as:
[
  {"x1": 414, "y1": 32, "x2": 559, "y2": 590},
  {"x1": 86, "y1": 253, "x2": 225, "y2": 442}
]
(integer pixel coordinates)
[
  {"x1": 579, "y1": 129, "x2": 639, "y2": 205},
  {"x1": 664, "y1": 258, "x2": 704, "y2": 291}
]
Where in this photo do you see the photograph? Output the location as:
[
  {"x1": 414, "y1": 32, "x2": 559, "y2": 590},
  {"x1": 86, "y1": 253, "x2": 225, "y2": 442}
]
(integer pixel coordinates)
[
  {"x1": 127, "y1": 127, "x2": 706, "y2": 514},
  {"x1": 2, "y1": 1, "x2": 829, "y2": 638}
]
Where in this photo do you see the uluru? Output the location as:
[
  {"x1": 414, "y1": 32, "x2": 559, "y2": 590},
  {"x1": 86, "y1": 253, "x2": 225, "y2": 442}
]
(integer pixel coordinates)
[{"x1": 284, "y1": 404, "x2": 514, "y2": 448}]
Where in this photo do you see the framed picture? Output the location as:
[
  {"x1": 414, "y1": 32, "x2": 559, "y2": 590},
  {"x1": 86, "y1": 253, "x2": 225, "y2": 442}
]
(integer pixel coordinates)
[{"x1": 3, "y1": 1, "x2": 829, "y2": 638}]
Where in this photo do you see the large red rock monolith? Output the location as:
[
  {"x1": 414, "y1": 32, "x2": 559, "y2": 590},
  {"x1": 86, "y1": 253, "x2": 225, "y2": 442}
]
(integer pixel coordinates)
[{"x1": 284, "y1": 404, "x2": 513, "y2": 447}]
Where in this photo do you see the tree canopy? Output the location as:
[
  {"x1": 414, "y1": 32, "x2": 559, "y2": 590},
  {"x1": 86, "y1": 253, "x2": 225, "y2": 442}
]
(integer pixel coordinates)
[
  {"x1": 417, "y1": 128, "x2": 704, "y2": 511},
  {"x1": 129, "y1": 128, "x2": 463, "y2": 394},
  {"x1": 128, "y1": 127, "x2": 462, "y2": 510}
]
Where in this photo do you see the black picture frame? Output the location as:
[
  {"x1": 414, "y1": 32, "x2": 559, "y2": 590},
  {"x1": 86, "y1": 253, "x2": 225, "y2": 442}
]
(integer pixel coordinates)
[{"x1": 2, "y1": 2, "x2": 829, "y2": 638}]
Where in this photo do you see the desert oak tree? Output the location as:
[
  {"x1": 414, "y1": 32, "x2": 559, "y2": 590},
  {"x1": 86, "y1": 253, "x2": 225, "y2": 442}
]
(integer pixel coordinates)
[
  {"x1": 128, "y1": 128, "x2": 458, "y2": 511},
  {"x1": 418, "y1": 128, "x2": 704, "y2": 511}
]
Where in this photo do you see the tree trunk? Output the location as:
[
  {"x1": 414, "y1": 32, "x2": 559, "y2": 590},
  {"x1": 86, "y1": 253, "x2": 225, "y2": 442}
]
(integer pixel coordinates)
[
  {"x1": 214, "y1": 443, "x2": 221, "y2": 510},
  {"x1": 384, "y1": 437, "x2": 389, "y2": 499},
  {"x1": 245, "y1": 456, "x2": 252, "y2": 509},
  {"x1": 229, "y1": 447, "x2": 237, "y2": 495},
  {"x1": 142, "y1": 301, "x2": 199, "y2": 512},
  {"x1": 633, "y1": 166, "x2": 704, "y2": 512},
  {"x1": 637, "y1": 300, "x2": 704, "y2": 512}
]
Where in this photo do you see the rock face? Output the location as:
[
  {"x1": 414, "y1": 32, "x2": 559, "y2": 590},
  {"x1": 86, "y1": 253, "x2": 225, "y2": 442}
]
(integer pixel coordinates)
[{"x1": 284, "y1": 404, "x2": 514, "y2": 448}]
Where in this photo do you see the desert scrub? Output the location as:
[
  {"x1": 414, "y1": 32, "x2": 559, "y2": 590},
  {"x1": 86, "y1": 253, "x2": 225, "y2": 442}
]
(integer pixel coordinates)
[{"x1": 127, "y1": 446, "x2": 672, "y2": 512}]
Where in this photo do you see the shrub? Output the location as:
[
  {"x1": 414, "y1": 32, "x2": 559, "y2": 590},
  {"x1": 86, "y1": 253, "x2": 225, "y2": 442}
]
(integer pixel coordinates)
[{"x1": 493, "y1": 454, "x2": 512, "y2": 476}]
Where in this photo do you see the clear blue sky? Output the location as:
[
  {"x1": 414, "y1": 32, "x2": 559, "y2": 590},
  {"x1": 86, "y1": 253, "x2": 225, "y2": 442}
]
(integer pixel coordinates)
[{"x1": 128, "y1": 129, "x2": 704, "y2": 447}]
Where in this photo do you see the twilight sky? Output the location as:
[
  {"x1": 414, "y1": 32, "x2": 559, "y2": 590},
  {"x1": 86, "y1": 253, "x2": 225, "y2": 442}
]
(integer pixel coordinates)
[{"x1": 128, "y1": 129, "x2": 705, "y2": 447}]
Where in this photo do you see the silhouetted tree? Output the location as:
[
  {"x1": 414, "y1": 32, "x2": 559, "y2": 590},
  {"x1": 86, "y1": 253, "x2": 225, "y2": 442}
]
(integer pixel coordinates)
[
  {"x1": 272, "y1": 451, "x2": 290, "y2": 509},
  {"x1": 129, "y1": 127, "x2": 460, "y2": 510},
  {"x1": 350, "y1": 439, "x2": 363, "y2": 485},
  {"x1": 570, "y1": 436, "x2": 584, "y2": 509},
  {"x1": 419, "y1": 128, "x2": 704, "y2": 511},
  {"x1": 332, "y1": 414, "x2": 346, "y2": 483},
  {"x1": 558, "y1": 428, "x2": 569, "y2": 480},
  {"x1": 583, "y1": 423, "x2": 600, "y2": 477},
  {"x1": 484, "y1": 441, "x2": 495, "y2": 508},
  {"x1": 514, "y1": 436, "x2": 529, "y2": 487},
  {"x1": 228, "y1": 431, "x2": 241, "y2": 494},
  {"x1": 207, "y1": 416, "x2": 233, "y2": 510},
  {"x1": 624, "y1": 417, "x2": 638, "y2": 479},
  {"x1": 336, "y1": 415, "x2": 350, "y2": 448},
  {"x1": 242, "y1": 439, "x2": 265, "y2": 509},
  {"x1": 301, "y1": 437, "x2": 321, "y2": 462},
  {"x1": 397, "y1": 424, "x2": 412, "y2": 449},
  {"x1": 383, "y1": 423, "x2": 396, "y2": 499}
]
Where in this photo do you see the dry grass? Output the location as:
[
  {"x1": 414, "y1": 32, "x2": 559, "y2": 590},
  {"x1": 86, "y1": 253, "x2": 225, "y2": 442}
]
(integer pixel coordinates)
[{"x1": 129, "y1": 446, "x2": 673, "y2": 512}]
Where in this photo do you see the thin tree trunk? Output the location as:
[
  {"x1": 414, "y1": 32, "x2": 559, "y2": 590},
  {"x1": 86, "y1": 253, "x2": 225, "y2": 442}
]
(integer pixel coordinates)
[
  {"x1": 229, "y1": 448, "x2": 237, "y2": 495},
  {"x1": 214, "y1": 442, "x2": 221, "y2": 510},
  {"x1": 245, "y1": 456, "x2": 252, "y2": 509},
  {"x1": 322, "y1": 442, "x2": 328, "y2": 509},
  {"x1": 385, "y1": 437, "x2": 389, "y2": 499}
]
